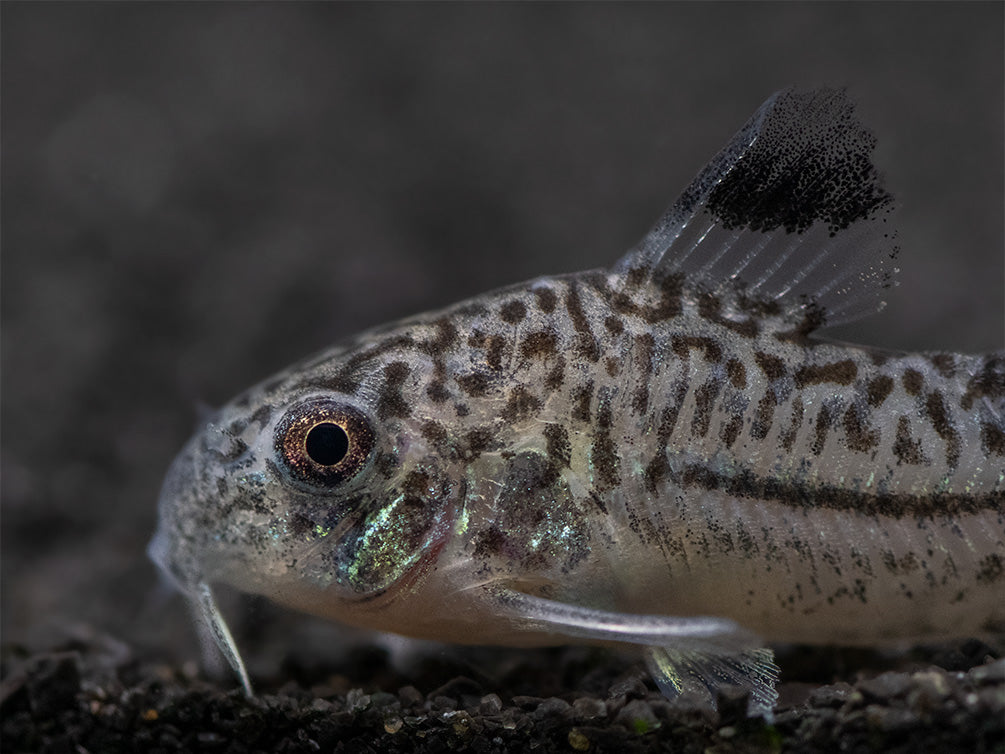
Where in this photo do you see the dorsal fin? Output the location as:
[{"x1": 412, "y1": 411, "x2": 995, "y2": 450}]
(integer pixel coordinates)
[{"x1": 614, "y1": 88, "x2": 900, "y2": 331}]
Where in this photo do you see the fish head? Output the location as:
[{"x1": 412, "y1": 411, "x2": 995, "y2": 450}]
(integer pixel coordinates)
[{"x1": 148, "y1": 340, "x2": 462, "y2": 627}]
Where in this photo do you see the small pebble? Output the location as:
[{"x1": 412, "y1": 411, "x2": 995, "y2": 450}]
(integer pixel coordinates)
[
  {"x1": 568, "y1": 728, "x2": 591, "y2": 751},
  {"x1": 572, "y1": 697, "x2": 607, "y2": 719},
  {"x1": 479, "y1": 693, "x2": 503, "y2": 715}
]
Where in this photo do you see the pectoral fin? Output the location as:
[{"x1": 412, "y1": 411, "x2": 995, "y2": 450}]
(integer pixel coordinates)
[
  {"x1": 490, "y1": 588, "x2": 778, "y2": 716},
  {"x1": 646, "y1": 645, "x2": 779, "y2": 718}
]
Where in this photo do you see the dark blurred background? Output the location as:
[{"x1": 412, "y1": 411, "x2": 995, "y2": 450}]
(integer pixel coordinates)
[{"x1": 3, "y1": 3, "x2": 1002, "y2": 679}]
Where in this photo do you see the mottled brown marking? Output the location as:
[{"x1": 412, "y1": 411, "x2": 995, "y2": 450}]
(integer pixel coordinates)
[
  {"x1": 671, "y1": 334, "x2": 723, "y2": 363},
  {"x1": 902, "y1": 368, "x2": 924, "y2": 396},
  {"x1": 520, "y1": 329, "x2": 558, "y2": 359},
  {"x1": 544, "y1": 423, "x2": 571, "y2": 468},
  {"x1": 893, "y1": 416, "x2": 928, "y2": 466},
  {"x1": 981, "y1": 422, "x2": 1005, "y2": 456},
  {"x1": 976, "y1": 554, "x2": 1003, "y2": 585},
  {"x1": 750, "y1": 394, "x2": 775, "y2": 440},
  {"x1": 500, "y1": 299, "x2": 527, "y2": 324},
  {"x1": 605, "y1": 357, "x2": 620, "y2": 377},
  {"x1": 423, "y1": 318, "x2": 458, "y2": 355},
  {"x1": 721, "y1": 415, "x2": 743, "y2": 448},
  {"x1": 644, "y1": 382, "x2": 688, "y2": 493},
  {"x1": 780, "y1": 397, "x2": 804, "y2": 452},
  {"x1": 427, "y1": 380, "x2": 450, "y2": 403},
  {"x1": 571, "y1": 380, "x2": 593, "y2": 423},
  {"x1": 591, "y1": 392, "x2": 621, "y2": 491},
  {"x1": 726, "y1": 358, "x2": 747, "y2": 389},
  {"x1": 775, "y1": 301, "x2": 827, "y2": 343},
  {"x1": 604, "y1": 316, "x2": 625, "y2": 335},
  {"x1": 925, "y1": 391, "x2": 961, "y2": 468},
  {"x1": 691, "y1": 378, "x2": 722, "y2": 439},
  {"x1": 961, "y1": 355, "x2": 1005, "y2": 411},
  {"x1": 377, "y1": 361, "x2": 411, "y2": 419},
  {"x1": 635, "y1": 333, "x2": 655, "y2": 373},
  {"x1": 754, "y1": 351, "x2": 786, "y2": 381},
  {"x1": 544, "y1": 357, "x2": 566, "y2": 391},
  {"x1": 456, "y1": 372, "x2": 491, "y2": 397},
  {"x1": 464, "y1": 427, "x2": 497, "y2": 459},
  {"x1": 794, "y1": 360, "x2": 857, "y2": 388},
  {"x1": 928, "y1": 353, "x2": 956, "y2": 379},
  {"x1": 484, "y1": 334, "x2": 508, "y2": 371},
  {"x1": 866, "y1": 375, "x2": 894, "y2": 407},
  {"x1": 632, "y1": 385, "x2": 649, "y2": 416},
  {"x1": 315, "y1": 334, "x2": 415, "y2": 393},
  {"x1": 501, "y1": 385, "x2": 542, "y2": 423},
  {"x1": 419, "y1": 420, "x2": 448, "y2": 446},
  {"x1": 811, "y1": 403, "x2": 836, "y2": 455},
  {"x1": 533, "y1": 286, "x2": 557, "y2": 313},
  {"x1": 565, "y1": 282, "x2": 600, "y2": 362},
  {"x1": 843, "y1": 405, "x2": 879, "y2": 452}
]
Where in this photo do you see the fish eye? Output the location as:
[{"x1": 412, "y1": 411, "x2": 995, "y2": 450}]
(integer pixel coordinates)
[{"x1": 275, "y1": 398, "x2": 375, "y2": 486}]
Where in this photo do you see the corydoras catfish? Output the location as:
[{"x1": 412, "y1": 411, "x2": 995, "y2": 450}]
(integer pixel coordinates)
[{"x1": 149, "y1": 89, "x2": 1005, "y2": 716}]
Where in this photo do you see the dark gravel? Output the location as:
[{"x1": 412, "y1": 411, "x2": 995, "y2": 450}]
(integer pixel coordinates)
[
  {"x1": 3, "y1": 4, "x2": 1003, "y2": 753},
  {"x1": 3, "y1": 633, "x2": 1004, "y2": 753}
]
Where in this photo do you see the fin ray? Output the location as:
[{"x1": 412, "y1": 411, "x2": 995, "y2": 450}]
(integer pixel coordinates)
[{"x1": 615, "y1": 88, "x2": 900, "y2": 332}]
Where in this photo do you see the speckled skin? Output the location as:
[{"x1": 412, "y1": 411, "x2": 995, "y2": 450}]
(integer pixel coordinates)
[{"x1": 150, "y1": 90, "x2": 1005, "y2": 712}]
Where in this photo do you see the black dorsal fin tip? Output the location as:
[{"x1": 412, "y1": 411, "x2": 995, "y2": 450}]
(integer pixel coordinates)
[{"x1": 615, "y1": 88, "x2": 901, "y2": 332}]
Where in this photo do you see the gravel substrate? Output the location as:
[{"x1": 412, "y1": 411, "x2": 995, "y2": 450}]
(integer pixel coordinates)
[{"x1": 3, "y1": 633, "x2": 1003, "y2": 753}]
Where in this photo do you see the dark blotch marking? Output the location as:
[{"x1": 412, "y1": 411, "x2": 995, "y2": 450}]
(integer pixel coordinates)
[
  {"x1": 780, "y1": 397, "x2": 804, "y2": 452},
  {"x1": 692, "y1": 378, "x2": 723, "y2": 438},
  {"x1": 419, "y1": 420, "x2": 448, "y2": 446},
  {"x1": 544, "y1": 423, "x2": 571, "y2": 468},
  {"x1": 632, "y1": 385, "x2": 650, "y2": 416},
  {"x1": 427, "y1": 379, "x2": 450, "y2": 403},
  {"x1": 533, "y1": 286, "x2": 557, "y2": 313},
  {"x1": 501, "y1": 386, "x2": 542, "y2": 423},
  {"x1": 545, "y1": 356, "x2": 566, "y2": 391},
  {"x1": 520, "y1": 329, "x2": 558, "y2": 359},
  {"x1": 500, "y1": 300, "x2": 527, "y2": 324},
  {"x1": 811, "y1": 402, "x2": 836, "y2": 455},
  {"x1": 605, "y1": 357, "x2": 620, "y2": 377},
  {"x1": 902, "y1": 368, "x2": 924, "y2": 397},
  {"x1": 961, "y1": 355, "x2": 1005, "y2": 411},
  {"x1": 571, "y1": 380, "x2": 593, "y2": 423},
  {"x1": 671, "y1": 334, "x2": 723, "y2": 363},
  {"x1": 485, "y1": 334, "x2": 508, "y2": 371},
  {"x1": 843, "y1": 405, "x2": 879, "y2": 452},
  {"x1": 794, "y1": 360, "x2": 857, "y2": 388},
  {"x1": 644, "y1": 381, "x2": 688, "y2": 493},
  {"x1": 721, "y1": 414, "x2": 743, "y2": 448},
  {"x1": 464, "y1": 427, "x2": 497, "y2": 459},
  {"x1": 377, "y1": 361, "x2": 411, "y2": 420},
  {"x1": 924, "y1": 391, "x2": 961, "y2": 469},
  {"x1": 726, "y1": 359, "x2": 747, "y2": 389},
  {"x1": 456, "y1": 372, "x2": 491, "y2": 397},
  {"x1": 604, "y1": 316, "x2": 625, "y2": 335},
  {"x1": 975, "y1": 554, "x2": 1004, "y2": 585},
  {"x1": 893, "y1": 416, "x2": 928, "y2": 466},
  {"x1": 980, "y1": 422, "x2": 1005, "y2": 456},
  {"x1": 928, "y1": 353, "x2": 956, "y2": 379},
  {"x1": 750, "y1": 394, "x2": 776, "y2": 440},
  {"x1": 565, "y1": 282, "x2": 600, "y2": 362},
  {"x1": 754, "y1": 351, "x2": 786, "y2": 381},
  {"x1": 591, "y1": 391, "x2": 621, "y2": 491},
  {"x1": 866, "y1": 375, "x2": 894, "y2": 408}
]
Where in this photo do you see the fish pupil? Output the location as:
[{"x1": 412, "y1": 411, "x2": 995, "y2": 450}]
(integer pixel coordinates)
[{"x1": 305, "y1": 423, "x2": 349, "y2": 466}]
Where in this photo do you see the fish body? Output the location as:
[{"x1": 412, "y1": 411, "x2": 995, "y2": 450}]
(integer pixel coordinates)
[{"x1": 150, "y1": 89, "x2": 1005, "y2": 715}]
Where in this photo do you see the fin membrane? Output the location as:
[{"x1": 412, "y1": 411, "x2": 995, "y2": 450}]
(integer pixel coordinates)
[
  {"x1": 646, "y1": 644, "x2": 780, "y2": 718},
  {"x1": 615, "y1": 88, "x2": 900, "y2": 332}
]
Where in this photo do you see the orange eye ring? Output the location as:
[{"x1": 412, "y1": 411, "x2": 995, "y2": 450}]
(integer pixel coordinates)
[{"x1": 275, "y1": 399, "x2": 375, "y2": 486}]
